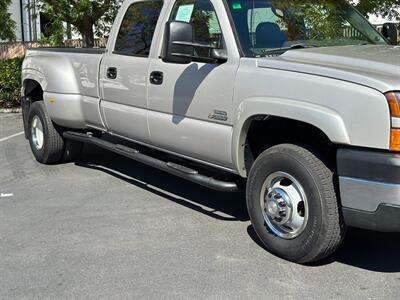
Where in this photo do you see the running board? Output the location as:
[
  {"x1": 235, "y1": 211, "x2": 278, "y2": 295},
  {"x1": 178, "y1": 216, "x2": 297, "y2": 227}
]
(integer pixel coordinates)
[{"x1": 63, "y1": 131, "x2": 238, "y2": 192}]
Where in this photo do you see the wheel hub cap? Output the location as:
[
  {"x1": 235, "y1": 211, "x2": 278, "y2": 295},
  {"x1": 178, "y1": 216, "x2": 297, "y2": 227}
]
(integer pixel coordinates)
[
  {"x1": 265, "y1": 188, "x2": 292, "y2": 224},
  {"x1": 31, "y1": 116, "x2": 44, "y2": 150},
  {"x1": 260, "y1": 172, "x2": 309, "y2": 239}
]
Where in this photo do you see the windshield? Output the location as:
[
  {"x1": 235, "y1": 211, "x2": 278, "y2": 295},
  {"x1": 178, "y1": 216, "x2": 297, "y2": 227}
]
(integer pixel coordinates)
[{"x1": 225, "y1": 0, "x2": 388, "y2": 57}]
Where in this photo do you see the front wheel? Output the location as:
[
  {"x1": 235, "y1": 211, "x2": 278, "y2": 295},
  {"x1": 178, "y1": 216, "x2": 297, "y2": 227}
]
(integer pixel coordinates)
[{"x1": 247, "y1": 144, "x2": 345, "y2": 263}]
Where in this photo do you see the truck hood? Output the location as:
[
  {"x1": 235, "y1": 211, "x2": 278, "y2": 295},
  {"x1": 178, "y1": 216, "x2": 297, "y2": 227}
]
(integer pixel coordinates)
[{"x1": 257, "y1": 45, "x2": 400, "y2": 93}]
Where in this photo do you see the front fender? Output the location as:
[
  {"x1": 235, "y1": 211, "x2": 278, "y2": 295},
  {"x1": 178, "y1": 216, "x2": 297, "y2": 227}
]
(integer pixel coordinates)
[{"x1": 232, "y1": 97, "x2": 350, "y2": 177}]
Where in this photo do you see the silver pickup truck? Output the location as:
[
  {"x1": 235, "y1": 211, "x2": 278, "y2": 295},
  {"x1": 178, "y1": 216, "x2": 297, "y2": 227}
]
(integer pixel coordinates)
[{"x1": 21, "y1": 0, "x2": 400, "y2": 263}]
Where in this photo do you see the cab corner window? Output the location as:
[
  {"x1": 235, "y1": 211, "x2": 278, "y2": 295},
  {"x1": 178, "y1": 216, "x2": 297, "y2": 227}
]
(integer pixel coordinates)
[{"x1": 114, "y1": 1, "x2": 163, "y2": 57}]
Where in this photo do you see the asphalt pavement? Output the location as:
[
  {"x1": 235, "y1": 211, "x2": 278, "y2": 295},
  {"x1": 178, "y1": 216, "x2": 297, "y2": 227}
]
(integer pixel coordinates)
[{"x1": 1, "y1": 113, "x2": 400, "y2": 299}]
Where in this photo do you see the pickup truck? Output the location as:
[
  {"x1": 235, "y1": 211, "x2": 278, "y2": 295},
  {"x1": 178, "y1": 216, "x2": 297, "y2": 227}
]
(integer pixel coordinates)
[{"x1": 21, "y1": 0, "x2": 400, "y2": 263}]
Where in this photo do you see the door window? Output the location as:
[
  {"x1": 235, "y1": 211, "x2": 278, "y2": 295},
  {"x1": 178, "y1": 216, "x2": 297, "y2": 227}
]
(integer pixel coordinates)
[
  {"x1": 114, "y1": 1, "x2": 163, "y2": 56},
  {"x1": 170, "y1": 0, "x2": 223, "y2": 57}
]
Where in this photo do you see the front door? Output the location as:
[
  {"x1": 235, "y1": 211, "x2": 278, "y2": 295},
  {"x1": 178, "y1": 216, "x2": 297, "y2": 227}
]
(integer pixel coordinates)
[
  {"x1": 100, "y1": 0, "x2": 163, "y2": 143},
  {"x1": 147, "y1": 0, "x2": 240, "y2": 169}
]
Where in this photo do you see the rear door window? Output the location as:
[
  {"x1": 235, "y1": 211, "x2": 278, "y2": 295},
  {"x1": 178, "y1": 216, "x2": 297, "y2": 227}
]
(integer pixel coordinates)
[{"x1": 114, "y1": 1, "x2": 163, "y2": 56}]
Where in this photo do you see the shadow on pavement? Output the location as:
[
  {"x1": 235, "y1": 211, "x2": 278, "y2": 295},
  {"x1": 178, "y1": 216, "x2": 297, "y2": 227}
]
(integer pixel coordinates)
[
  {"x1": 247, "y1": 225, "x2": 400, "y2": 273},
  {"x1": 76, "y1": 144, "x2": 248, "y2": 222},
  {"x1": 77, "y1": 144, "x2": 400, "y2": 273}
]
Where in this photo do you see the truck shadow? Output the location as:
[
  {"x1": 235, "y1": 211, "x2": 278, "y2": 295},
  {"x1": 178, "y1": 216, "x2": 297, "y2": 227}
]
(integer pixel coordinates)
[
  {"x1": 172, "y1": 63, "x2": 215, "y2": 124},
  {"x1": 76, "y1": 144, "x2": 248, "y2": 222},
  {"x1": 247, "y1": 225, "x2": 400, "y2": 272},
  {"x1": 76, "y1": 144, "x2": 400, "y2": 273}
]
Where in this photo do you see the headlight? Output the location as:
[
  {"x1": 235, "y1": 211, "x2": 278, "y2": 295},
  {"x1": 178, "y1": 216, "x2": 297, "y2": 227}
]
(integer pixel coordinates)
[{"x1": 385, "y1": 92, "x2": 400, "y2": 151}]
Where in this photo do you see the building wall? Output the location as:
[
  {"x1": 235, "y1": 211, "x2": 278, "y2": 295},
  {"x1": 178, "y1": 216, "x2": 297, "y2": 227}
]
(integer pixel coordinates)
[
  {"x1": 9, "y1": 1, "x2": 22, "y2": 40},
  {"x1": 6, "y1": 0, "x2": 41, "y2": 42}
]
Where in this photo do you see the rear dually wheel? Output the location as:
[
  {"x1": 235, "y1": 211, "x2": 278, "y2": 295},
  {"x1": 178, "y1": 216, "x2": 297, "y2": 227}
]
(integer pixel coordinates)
[{"x1": 27, "y1": 101, "x2": 83, "y2": 164}]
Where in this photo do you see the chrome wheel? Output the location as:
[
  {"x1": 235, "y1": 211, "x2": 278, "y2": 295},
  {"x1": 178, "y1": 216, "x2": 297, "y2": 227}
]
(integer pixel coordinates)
[
  {"x1": 31, "y1": 115, "x2": 44, "y2": 150},
  {"x1": 260, "y1": 172, "x2": 309, "y2": 239}
]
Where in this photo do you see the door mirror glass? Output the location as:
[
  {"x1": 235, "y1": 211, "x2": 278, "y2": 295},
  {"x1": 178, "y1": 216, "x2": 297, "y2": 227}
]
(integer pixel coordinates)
[
  {"x1": 382, "y1": 23, "x2": 398, "y2": 45},
  {"x1": 162, "y1": 21, "x2": 228, "y2": 64},
  {"x1": 162, "y1": 21, "x2": 194, "y2": 64},
  {"x1": 163, "y1": 0, "x2": 227, "y2": 64}
]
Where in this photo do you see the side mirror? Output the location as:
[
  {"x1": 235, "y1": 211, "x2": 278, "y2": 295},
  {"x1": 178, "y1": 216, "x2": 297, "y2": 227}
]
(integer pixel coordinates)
[
  {"x1": 162, "y1": 21, "x2": 193, "y2": 64},
  {"x1": 382, "y1": 23, "x2": 398, "y2": 45},
  {"x1": 162, "y1": 21, "x2": 227, "y2": 64}
]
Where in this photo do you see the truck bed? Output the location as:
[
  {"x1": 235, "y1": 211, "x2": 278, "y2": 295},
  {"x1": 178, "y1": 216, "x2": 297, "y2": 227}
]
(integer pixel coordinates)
[
  {"x1": 24, "y1": 47, "x2": 105, "y2": 98},
  {"x1": 28, "y1": 47, "x2": 106, "y2": 55}
]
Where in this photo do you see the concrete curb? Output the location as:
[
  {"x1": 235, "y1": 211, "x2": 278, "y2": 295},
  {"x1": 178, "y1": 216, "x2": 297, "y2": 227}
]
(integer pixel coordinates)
[{"x1": 0, "y1": 108, "x2": 22, "y2": 114}]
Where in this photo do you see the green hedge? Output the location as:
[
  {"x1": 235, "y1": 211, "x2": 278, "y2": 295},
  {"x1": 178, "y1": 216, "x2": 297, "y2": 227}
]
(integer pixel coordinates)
[{"x1": 0, "y1": 57, "x2": 24, "y2": 109}]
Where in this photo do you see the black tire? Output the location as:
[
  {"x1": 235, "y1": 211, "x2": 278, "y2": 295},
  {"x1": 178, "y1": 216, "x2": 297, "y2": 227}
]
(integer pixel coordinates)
[
  {"x1": 28, "y1": 101, "x2": 65, "y2": 164},
  {"x1": 247, "y1": 144, "x2": 345, "y2": 263}
]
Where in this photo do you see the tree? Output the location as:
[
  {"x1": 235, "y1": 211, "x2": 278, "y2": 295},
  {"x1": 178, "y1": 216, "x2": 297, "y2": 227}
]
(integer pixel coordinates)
[
  {"x1": 353, "y1": 0, "x2": 400, "y2": 21},
  {"x1": 34, "y1": 0, "x2": 122, "y2": 47},
  {"x1": 0, "y1": 0, "x2": 16, "y2": 41}
]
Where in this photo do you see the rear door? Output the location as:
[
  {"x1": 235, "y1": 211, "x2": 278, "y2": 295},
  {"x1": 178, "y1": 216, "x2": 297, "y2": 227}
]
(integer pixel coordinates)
[
  {"x1": 100, "y1": 0, "x2": 163, "y2": 143},
  {"x1": 147, "y1": 0, "x2": 240, "y2": 169}
]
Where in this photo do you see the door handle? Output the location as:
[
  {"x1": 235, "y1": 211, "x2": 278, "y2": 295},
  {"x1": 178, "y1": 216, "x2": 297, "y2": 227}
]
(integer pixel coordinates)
[
  {"x1": 107, "y1": 67, "x2": 117, "y2": 79},
  {"x1": 150, "y1": 71, "x2": 164, "y2": 85}
]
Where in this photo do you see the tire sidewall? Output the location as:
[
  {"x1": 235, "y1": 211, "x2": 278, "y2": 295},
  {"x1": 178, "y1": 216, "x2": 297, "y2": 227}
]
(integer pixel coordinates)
[
  {"x1": 247, "y1": 149, "x2": 328, "y2": 262},
  {"x1": 27, "y1": 101, "x2": 65, "y2": 164},
  {"x1": 28, "y1": 102, "x2": 48, "y2": 162}
]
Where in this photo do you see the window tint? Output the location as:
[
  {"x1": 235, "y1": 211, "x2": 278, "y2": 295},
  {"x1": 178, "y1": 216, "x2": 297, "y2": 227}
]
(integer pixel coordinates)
[
  {"x1": 115, "y1": 1, "x2": 163, "y2": 56},
  {"x1": 226, "y1": 0, "x2": 386, "y2": 57},
  {"x1": 170, "y1": 0, "x2": 222, "y2": 57}
]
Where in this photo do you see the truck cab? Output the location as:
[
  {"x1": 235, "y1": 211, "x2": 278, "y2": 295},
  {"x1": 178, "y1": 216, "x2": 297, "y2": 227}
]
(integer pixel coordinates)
[{"x1": 21, "y1": 0, "x2": 400, "y2": 263}]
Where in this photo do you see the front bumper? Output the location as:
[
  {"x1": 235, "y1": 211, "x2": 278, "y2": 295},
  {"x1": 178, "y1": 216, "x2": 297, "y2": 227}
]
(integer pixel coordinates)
[{"x1": 338, "y1": 148, "x2": 400, "y2": 232}]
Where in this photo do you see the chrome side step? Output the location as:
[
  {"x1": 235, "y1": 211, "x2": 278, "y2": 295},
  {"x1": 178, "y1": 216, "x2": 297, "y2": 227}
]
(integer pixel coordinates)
[{"x1": 63, "y1": 131, "x2": 238, "y2": 192}]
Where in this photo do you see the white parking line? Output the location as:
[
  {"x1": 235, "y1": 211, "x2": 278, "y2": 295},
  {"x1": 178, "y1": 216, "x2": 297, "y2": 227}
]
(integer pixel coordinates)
[
  {"x1": 0, "y1": 132, "x2": 25, "y2": 143},
  {"x1": 0, "y1": 193, "x2": 14, "y2": 198}
]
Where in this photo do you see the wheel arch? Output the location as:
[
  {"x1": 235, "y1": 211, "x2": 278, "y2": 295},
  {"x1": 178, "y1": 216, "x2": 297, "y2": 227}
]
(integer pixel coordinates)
[
  {"x1": 23, "y1": 78, "x2": 44, "y2": 102},
  {"x1": 21, "y1": 78, "x2": 45, "y2": 139},
  {"x1": 232, "y1": 97, "x2": 351, "y2": 177}
]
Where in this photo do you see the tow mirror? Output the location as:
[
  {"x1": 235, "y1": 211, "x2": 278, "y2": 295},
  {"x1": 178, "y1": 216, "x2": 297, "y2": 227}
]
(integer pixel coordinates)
[
  {"x1": 162, "y1": 21, "x2": 227, "y2": 64},
  {"x1": 162, "y1": 21, "x2": 193, "y2": 64},
  {"x1": 382, "y1": 23, "x2": 398, "y2": 45}
]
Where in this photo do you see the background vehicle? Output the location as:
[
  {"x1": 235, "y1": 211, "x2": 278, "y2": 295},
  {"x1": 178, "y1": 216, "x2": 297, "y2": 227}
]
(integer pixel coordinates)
[{"x1": 21, "y1": 0, "x2": 400, "y2": 263}]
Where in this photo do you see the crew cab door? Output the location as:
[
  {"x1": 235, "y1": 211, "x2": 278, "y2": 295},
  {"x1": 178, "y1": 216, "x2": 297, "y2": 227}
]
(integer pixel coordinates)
[
  {"x1": 99, "y1": 0, "x2": 163, "y2": 143},
  {"x1": 147, "y1": 0, "x2": 240, "y2": 169}
]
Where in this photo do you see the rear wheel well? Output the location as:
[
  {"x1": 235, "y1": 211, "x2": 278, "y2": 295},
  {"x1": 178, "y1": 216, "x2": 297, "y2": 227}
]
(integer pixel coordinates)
[
  {"x1": 22, "y1": 80, "x2": 44, "y2": 138},
  {"x1": 23, "y1": 79, "x2": 43, "y2": 102},
  {"x1": 244, "y1": 116, "x2": 337, "y2": 173}
]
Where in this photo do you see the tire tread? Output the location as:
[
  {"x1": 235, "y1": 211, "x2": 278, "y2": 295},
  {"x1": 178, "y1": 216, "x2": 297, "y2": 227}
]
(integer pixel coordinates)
[
  {"x1": 28, "y1": 101, "x2": 65, "y2": 164},
  {"x1": 247, "y1": 143, "x2": 345, "y2": 263}
]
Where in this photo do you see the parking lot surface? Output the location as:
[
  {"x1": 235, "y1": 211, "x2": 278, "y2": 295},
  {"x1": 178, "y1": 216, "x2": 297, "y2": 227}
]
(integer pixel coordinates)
[{"x1": 1, "y1": 113, "x2": 400, "y2": 299}]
